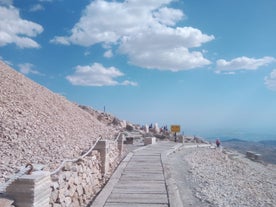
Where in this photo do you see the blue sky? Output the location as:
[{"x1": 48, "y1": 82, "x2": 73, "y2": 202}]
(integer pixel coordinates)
[{"x1": 1, "y1": 0, "x2": 276, "y2": 139}]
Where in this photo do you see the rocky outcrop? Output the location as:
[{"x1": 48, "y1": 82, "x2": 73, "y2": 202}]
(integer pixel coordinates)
[{"x1": 79, "y1": 105, "x2": 126, "y2": 129}]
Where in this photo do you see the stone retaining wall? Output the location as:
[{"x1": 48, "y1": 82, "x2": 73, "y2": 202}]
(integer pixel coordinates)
[
  {"x1": 106, "y1": 141, "x2": 120, "y2": 176},
  {"x1": 49, "y1": 140, "x2": 122, "y2": 207},
  {"x1": 1, "y1": 139, "x2": 124, "y2": 207},
  {"x1": 49, "y1": 151, "x2": 102, "y2": 207}
]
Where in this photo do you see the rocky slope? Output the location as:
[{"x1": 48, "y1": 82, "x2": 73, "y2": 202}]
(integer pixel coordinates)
[
  {"x1": 0, "y1": 61, "x2": 119, "y2": 184},
  {"x1": 168, "y1": 146, "x2": 276, "y2": 207}
]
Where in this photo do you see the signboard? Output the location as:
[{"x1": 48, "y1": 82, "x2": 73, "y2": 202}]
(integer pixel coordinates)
[{"x1": 171, "y1": 125, "x2": 180, "y2": 133}]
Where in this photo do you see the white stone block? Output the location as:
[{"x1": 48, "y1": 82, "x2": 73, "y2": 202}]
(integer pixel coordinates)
[
  {"x1": 144, "y1": 137, "x2": 156, "y2": 145},
  {"x1": 6, "y1": 171, "x2": 51, "y2": 207}
]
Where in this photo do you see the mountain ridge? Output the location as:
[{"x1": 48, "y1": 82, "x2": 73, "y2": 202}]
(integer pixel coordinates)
[{"x1": 221, "y1": 138, "x2": 276, "y2": 164}]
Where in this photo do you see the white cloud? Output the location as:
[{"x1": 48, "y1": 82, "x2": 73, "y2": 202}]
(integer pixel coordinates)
[
  {"x1": 84, "y1": 51, "x2": 90, "y2": 56},
  {"x1": 215, "y1": 70, "x2": 235, "y2": 75},
  {"x1": 51, "y1": 0, "x2": 214, "y2": 71},
  {"x1": 104, "y1": 49, "x2": 113, "y2": 58},
  {"x1": 30, "y1": 4, "x2": 44, "y2": 12},
  {"x1": 121, "y1": 80, "x2": 138, "y2": 86},
  {"x1": 216, "y1": 56, "x2": 276, "y2": 73},
  {"x1": 0, "y1": 5, "x2": 43, "y2": 48},
  {"x1": 66, "y1": 63, "x2": 137, "y2": 87},
  {"x1": 121, "y1": 46, "x2": 210, "y2": 71},
  {"x1": 264, "y1": 69, "x2": 276, "y2": 91},
  {"x1": 18, "y1": 63, "x2": 42, "y2": 75},
  {"x1": 50, "y1": 36, "x2": 70, "y2": 45},
  {"x1": 119, "y1": 26, "x2": 213, "y2": 71},
  {"x1": 153, "y1": 7, "x2": 184, "y2": 26}
]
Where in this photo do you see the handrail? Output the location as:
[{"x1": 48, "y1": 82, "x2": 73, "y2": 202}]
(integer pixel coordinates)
[
  {"x1": 114, "y1": 132, "x2": 122, "y2": 142},
  {"x1": 0, "y1": 135, "x2": 106, "y2": 192},
  {"x1": 50, "y1": 136, "x2": 102, "y2": 176}
]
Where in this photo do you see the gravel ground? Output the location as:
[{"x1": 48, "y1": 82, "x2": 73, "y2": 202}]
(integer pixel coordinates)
[{"x1": 167, "y1": 145, "x2": 276, "y2": 207}]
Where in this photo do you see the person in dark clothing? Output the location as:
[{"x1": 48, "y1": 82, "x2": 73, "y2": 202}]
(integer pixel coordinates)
[{"x1": 216, "y1": 138, "x2": 221, "y2": 147}]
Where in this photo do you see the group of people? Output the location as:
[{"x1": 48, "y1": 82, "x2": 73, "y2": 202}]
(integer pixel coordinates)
[
  {"x1": 148, "y1": 123, "x2": 169, "y2": 133},
  {"x1": 160, "y1": 125, "x2": 169, "y2": 132}
]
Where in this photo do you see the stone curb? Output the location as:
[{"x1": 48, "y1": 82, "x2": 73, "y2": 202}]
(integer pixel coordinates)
[
  {"x1": 161, "y1": 143, "x2": 184, "y2": 207},
  {"x1": 161, "y1": 143, "x2": 212, "y2": 207}
]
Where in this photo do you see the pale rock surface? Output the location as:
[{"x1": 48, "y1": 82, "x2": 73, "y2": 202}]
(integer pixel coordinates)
[
  {"x1": 168, "y1": 146, "x2": 276, "y2": 207},
  {"x1": 0, "y1": 198, "x2": 15, "y2": 207},
  {"x1": 0, "y1": 61, "x2": 118, "y2": 184}
]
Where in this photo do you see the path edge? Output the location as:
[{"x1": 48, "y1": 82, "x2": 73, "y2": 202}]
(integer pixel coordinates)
[
  {"x1": 161, "y1": 143, "x2": 184, "y2": 207},
  {"x1": 89, "y1": 152, "x2": 134, "y2": 207}
]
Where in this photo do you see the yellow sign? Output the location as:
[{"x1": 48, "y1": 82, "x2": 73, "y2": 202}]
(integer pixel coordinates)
[{"x1": 171, "y1": 125, "x2": 180, "y2": 133}]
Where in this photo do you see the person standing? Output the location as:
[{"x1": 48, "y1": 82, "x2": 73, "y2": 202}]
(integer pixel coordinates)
[{"x1": 216, "y1": 138, "x2": 221, "y2": 147}]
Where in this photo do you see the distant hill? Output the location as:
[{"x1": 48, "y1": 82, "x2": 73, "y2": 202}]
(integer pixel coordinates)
[
  {"x1": 222, "y1": 139, "x2": 276, "y2": 164},
  {"x1": 258, "y1": 140, "x2": 276, "y2": 146},
  {"x1": 222, "y1": 138, "x2": 248, "y2": 142}
]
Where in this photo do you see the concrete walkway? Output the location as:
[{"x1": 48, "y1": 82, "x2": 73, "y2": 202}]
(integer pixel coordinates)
[{"x1": 90, "y1": 141, "x2": 180, "y2": 207}]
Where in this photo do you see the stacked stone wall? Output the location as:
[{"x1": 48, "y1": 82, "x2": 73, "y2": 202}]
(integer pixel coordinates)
[
  {"x1": 106, "y1": 142, "x2": 120, "y2": 176},
  {"x1": 49, "y1": 140, "x2": 123, "y2": 207}
]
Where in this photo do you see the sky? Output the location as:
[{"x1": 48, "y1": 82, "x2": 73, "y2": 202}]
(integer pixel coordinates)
[{"x1": 1, "y1": 0, "x2": 276, "y2": 140}]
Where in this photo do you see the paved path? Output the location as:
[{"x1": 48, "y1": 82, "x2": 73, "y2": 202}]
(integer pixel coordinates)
[{"x1": 90, "y1": 141, "x2": 180, "y2": 207}]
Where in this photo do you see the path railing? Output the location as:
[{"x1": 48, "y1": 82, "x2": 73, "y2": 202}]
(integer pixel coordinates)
[
  {"x1": 50, "y1": 136, "x2": 102, "y2": 176},
  {"x1": 0, "y1": 133, "x2": 125, "y2": 207}
]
